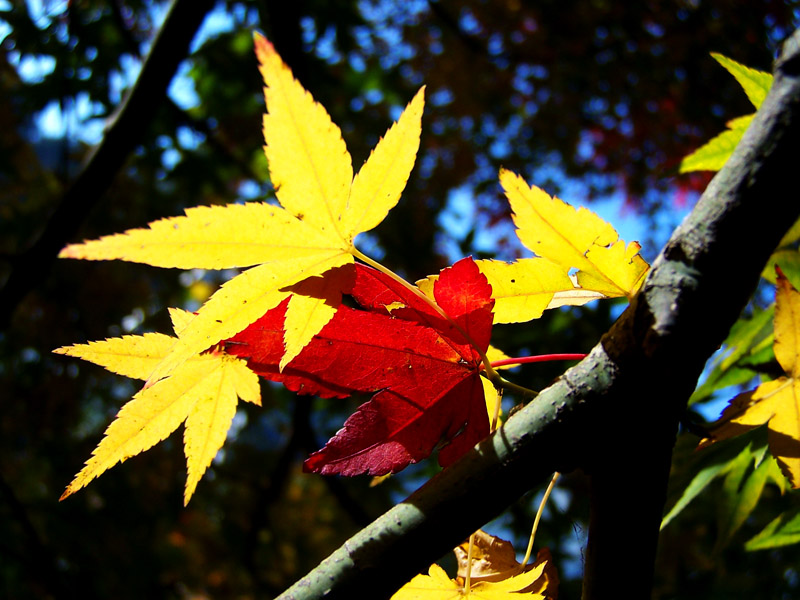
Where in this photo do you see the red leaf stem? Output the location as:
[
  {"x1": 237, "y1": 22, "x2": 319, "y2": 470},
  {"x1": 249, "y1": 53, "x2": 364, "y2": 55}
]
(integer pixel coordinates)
[{"x1": 490, "y1": 353, "x2": 587, "y2": 369}]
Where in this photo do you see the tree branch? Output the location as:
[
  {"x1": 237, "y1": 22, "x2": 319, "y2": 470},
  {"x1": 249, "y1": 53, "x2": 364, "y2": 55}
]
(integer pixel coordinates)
[
  {"x1": 0, "y1": 0, "x2": 215, "y2": 327},
  {"x1": 581, "y1": 28, "x2": 800, "y2": 598},
  {"x1": 276, "y1": 26, "x2": 800, "y2": 600}
]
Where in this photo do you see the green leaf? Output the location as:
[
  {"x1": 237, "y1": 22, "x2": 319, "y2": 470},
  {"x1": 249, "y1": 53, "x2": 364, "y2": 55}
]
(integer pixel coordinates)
[
  {"x1": 661, "y1": 460, "x2": 728, "y2": 530},
  {"x1": 662, "y1": 432, "x2": 764, "y2": 529},
  {"x1": 762, "y1": 249, "x2": 800, "y2": 288},
  {"x1": 745, "y1": 508, "x2": 800, "y2": 551},
  {"x1": 777, "y1": 217, "x2": 800, "y2": 248},
  {"x1": 690, "y1": 364, "x2": 758, "y2": 406},
  {"x1": 689, "y1": 306, "x2": 773, "y2": 405},
  {"x1": 711, "y1": 53, "x2": 773, "y2": 109},
  {"x1": 720, "y1": 306, "x2": 775, "y2": 370},
  {"x1": 766, "y1": 453, "x2": 789, "y2": 494},
  {"x1": 717, "y1": 452, "x2": 773, "y2": 547},
  {"x1": 679, "y1": 55, "x2": 772, "y2": 174},
  {"x1": 679, "y1": 118, "x2": 752, "y2": 173}
]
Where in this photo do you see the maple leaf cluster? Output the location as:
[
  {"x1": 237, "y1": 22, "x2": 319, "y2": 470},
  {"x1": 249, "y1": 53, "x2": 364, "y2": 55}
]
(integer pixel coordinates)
[
  {"x1": 55, "y1": 33, "x2": 649, "y2": 505},
  {"x1": 655, "y1": 56, "x2": 800, "y2": 556},
  {"x1": 225, "y1": 257, "x2": 495, "y2": 476},
  {"x1": 702, "y1": 270, "x2": 800, "y2": 488}
]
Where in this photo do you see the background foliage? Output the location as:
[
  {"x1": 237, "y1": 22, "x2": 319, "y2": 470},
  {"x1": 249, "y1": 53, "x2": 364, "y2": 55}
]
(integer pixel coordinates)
[{"x1": 2, "y1": 1, "x2": 799, "y2": 598}]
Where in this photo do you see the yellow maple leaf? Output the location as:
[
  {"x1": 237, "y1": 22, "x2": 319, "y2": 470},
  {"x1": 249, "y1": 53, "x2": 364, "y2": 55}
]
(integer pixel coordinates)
[
  {"x1": 480, "y1": 375, "x2": 501, "y2": 425},
  {"x1": 392, "y1": 530, "x2": 554, "y2": 599},
  {"x1": 393, "y1": 563, "x2": 547, "y2": 600},
  {"x1": 702, "y1": 272, "x2": 800, "y2": 487},
  {"x1": 53, "y1": 332, "x2": 177, "y2": 380},
  {"x1": 59, "y1": 33, "x2": 425, "y2": 383},
  {"x1": 56, "y1": 319, "x2": 260, "y2": 504},
  {"x1": 497, "y1": 169, "x2": 648, "y2": 307},
  {"x1": 476, "y1": 258, "x2": 601, "y2": 324},
  {"x1": 168, "y1": 306, "x2": 195, "y2": 336},
  {"x1": 281, "y1": 267, "x2": 352, "y2": 369},
  {"x1": 419, "y1": 258, "x2": 601, "y2": 325}
]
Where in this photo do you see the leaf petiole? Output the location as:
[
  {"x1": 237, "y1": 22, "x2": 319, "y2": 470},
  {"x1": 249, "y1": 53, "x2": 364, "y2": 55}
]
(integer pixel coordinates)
[
  {"x1": 521, "y1": 472, "x2": 560, "y2": 567},
  {"x1": 352, "y1": 250, "x2": 583, "y2": 405},
  {"x1": 351, "y1": 247, "x2": 502, "y2": 382},
  {"x1": 490, "y1": 353, "x2": 587, "y2": 369},
  {"x1": 493, "y1": 375, "x2": 538, "y2": 401},
  {"x1": 464, "y1": 532, "x2": 476, "y2": 595},
  {"x1": 488, "y1": 355, "x2": 587, "y2": 403}
]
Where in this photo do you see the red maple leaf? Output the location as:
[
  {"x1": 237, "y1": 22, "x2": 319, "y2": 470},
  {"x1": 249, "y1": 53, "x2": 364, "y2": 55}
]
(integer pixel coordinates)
[{"x1": 224, "y1": 257, "x2": 495, "y2": 475}]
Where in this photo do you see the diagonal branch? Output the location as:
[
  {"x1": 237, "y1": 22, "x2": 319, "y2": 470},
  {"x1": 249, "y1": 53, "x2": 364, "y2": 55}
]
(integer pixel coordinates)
[
  {"x1": 0, "y1": 0, "x2": 215, "y2": 327},
  {"x1": 276, "y1": 26, "x2": 800, "y2": 600}
]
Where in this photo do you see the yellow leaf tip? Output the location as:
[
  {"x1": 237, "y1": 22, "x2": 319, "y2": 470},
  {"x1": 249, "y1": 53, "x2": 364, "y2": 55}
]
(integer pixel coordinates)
[
  {"x1": 253, "y1": 31, "x2": 269, "y2": 47},
  {"x1": 58, "y1": 244, "x2": 78, "y2": 259},
  {"x1": 59, "y1": 477, "x2": 84, "y2": 501},
  {"x1": 254, "y1": 33, "x2": 279, "y2": 61}
]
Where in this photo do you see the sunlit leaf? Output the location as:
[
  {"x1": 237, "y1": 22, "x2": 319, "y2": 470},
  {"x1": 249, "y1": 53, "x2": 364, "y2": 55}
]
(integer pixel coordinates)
[
  {"x1": 689, "y1": 306, "x2": 773, "y2": 405},
  {"x1": 226, "y1": 259, "x2": 494, "y2": 476},
  {"x1": 702, "y1": 272, "x2": 800, "y2": 487},
  {"x1": 680, "y1": 54, "x2": 772, "y2": 173},
  {"x1": 392, "y1": 530, "x2": 553, "y2": 599},
  {"x1": 761, "y1": 249, "x2": 800, "y2": 288},
  {"x1": 746, "y1": 508, "x2": 800, "y2": 550},
  {"x1": 343, "y1": 87, "x2": 425, "y2": 240},
  {"x1": 280, "y1": 266, "x2": 352, "y2": 370},
  {"x1": 716, "y1": 446, "x2": 773, "y2": 547},
  {"x1": 147, "y1": 253, "x2": 351, "y2": 383},
  {"x1": 59, "y1": 203, "x2": 340, "y2": 268},
  {"x1": 500, "y1": 169, "x2": 648, "y2": 301},
  {"x1": 60, "y1": 350, "x2": 260, "y2": 504},
  {"x1": 679, "y1": 118, "x2": 752, "y2": 173},
  {"x1": 712, "y1": 53, "x2": 773, "y2": 109},
  {"x1": 476, "y1": 258, "x2": 576, "y2": 324},
  {"x1": 60, "y1": 34, "x2": 426, "y2": 385},
  {"x1": 54, "y1": 333, "x2": 178, "y2": 380},
  {"x1": 661, "y1": 460, "x2": 728, "y2": 530}
]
